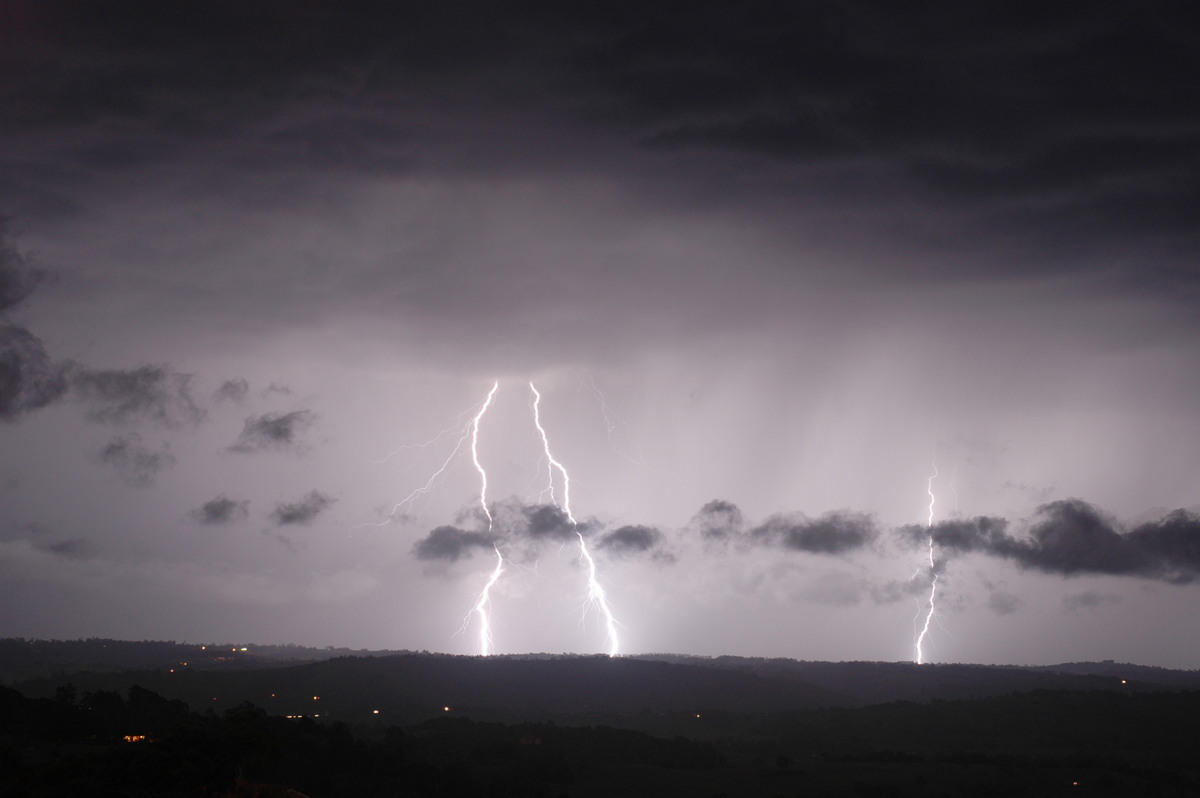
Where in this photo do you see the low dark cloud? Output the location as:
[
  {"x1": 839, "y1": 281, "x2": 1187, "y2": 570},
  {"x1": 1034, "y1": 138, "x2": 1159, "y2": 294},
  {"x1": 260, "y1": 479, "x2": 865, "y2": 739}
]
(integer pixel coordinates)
[
  {"x1": 95, "y1": 433, "x2": 175, "y2": 487},
  {"x1": 213, "y1": 378, "x2": 249, "y2": 404},
  {"x1": 412, "y1": 501, "x2": 622, "y2": 562},
  {"x1": 906, "y1": 500, "x2": 1200, "y2": 584},
  {"x1": 190, "y1": 495, "x2": 249, "y2": 526},
  {"x1": 44, "y1": 538, "x2": 94, "y2": 559},
  {"x1": 1062, "y1": 590, "x2": 1122, "y2": 613},
  {"x1": 0, "y1": 218, "x2": 45, "y2": 312},
  {"x1": 228, "y1": 410, "x2": 316, "y2": 454},
  {"x1": 598, "y1": 524, "x2": 663, "y2": 556},
  {"x1": 487, "y1": 500, "x2": 600, "y2": 543},
  {"x1": 752, "y1": 510, "x2": 877, "y2": 554},
  {"x1": 413, "y1": 525, "x2": 498, "y2": 562},
  {"x1": 521, "y1": 504, "x2": 578, "y2": 542},
  {"x1": 270, "y1": 490, "x2": 334, "y2": 526},
  {"x1": 71, "y1": 365, "x2": 205, "y2": 427},
  {"x1": 987, "y1": 590, "x2": 1023, "y2": 617},
  {"x1": 0, "y1": 224, "x2": 69, "y2": 422},
  {"x1": 689, "y1": 499, "x2": 745, "y2": 541},
  {"x1": 0, "y1": 325, "x2": 69, "y2": 422}
]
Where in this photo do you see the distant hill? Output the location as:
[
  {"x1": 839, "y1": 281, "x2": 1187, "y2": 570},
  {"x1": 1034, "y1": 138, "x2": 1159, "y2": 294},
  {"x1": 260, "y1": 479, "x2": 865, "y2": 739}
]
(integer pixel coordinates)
[
  {"x1": 6, "y1": 641, "x2": 1200, "y2": 797},
  {"x1": 5, "y1": 639, "x2": 1199, "y2": 723},
  {"x1": 631, "y1": 654, "x2": 1200, "y2": 704},
  {"x1": 0, "y1": 638, "x2": 408, "y2": 681}
]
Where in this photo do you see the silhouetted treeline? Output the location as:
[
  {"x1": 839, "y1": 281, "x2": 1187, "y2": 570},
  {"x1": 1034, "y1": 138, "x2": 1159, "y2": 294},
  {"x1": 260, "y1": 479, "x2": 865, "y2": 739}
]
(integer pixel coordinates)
[
  {"x1": 0, "y1": 682, "x2": 722, "y2": 798},
  {"x1": 4, "y1": 680, "x2": 1200, "y2": 797}
]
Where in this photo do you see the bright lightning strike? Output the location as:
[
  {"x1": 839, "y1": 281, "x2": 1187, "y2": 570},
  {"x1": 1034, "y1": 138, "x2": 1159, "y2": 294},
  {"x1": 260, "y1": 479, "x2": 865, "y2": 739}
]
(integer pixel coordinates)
[
  {"x1": 530, "y1": 382, "x2": 620, "y2": 657},
  {"x1": 462, "y1": 546, "x2": 504, "y2": 657},
  {"x1": 914, "y1": 459, "x2": 938, "y2": 665},
  {"x1": 471, "y1": 382, "x2": 500, "y2": 530}
]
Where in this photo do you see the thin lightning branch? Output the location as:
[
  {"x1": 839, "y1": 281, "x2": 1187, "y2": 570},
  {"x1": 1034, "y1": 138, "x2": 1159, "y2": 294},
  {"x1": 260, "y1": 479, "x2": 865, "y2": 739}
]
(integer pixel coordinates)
[
  {"x1": 581, "y1": 375, "x2": 661, "y2": 474},
  {"x1": 914, "y1": 459, "x2": 938, "y2": 665},
  {"x1": 357, "y1": 389, "x2": 496, "y2": 530},
  {"x1": 530, "y1": 382, "x2": 620, "y2": 656},
  {"x1": 370, "y1": 410, "x2": 476, "y2": 465}
]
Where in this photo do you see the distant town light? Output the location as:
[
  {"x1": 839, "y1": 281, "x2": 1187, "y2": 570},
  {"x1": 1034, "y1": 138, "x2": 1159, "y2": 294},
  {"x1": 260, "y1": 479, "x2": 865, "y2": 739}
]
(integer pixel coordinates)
[
  {"x1": 443, "y1": 706, "x2": 451, "y2": 712},
  {"x1": 373, "y1": 709, "x2": 381, "y2": 715},
  {"x1": 123, "y1": 735, "x2": 147, "y2": 743}
]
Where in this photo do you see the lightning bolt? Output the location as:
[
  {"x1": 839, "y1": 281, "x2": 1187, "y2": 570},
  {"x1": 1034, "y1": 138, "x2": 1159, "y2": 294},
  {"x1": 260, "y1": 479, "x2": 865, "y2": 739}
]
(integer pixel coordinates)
[
  {"x1": 471, "y1": 382, "x2": 500, "y2": 530},
  {"x1": 462, "y1": 545, "x2": 504, "y2": 657},
  {"x1": 530, "y1": 382, "x2": 620, "y2": 657},
  {"x1": 914, "y1": 459, "x2": 938, "y2": 665},
  {"x1": 400, "y1": 381, "x2": 500, "y2": 657}
]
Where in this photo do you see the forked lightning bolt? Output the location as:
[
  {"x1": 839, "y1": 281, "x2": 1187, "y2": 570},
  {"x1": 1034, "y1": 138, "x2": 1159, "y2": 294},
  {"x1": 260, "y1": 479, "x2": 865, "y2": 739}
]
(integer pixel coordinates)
[
  {"x1": 914, "y1": 459, "x2": 938, "y2": 664},
  {"x1": 530, "y1": 382, "x2": 620, "y2": 656},
  {"x1": 464, "y1": 546, "x2": 504, "y2": 657}
]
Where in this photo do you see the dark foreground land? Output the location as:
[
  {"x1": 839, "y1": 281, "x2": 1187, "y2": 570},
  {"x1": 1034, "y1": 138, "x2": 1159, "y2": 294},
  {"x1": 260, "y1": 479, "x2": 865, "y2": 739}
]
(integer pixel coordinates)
[{"x1": 2, "y1": 639, "x2": 1199, "y2": 797}]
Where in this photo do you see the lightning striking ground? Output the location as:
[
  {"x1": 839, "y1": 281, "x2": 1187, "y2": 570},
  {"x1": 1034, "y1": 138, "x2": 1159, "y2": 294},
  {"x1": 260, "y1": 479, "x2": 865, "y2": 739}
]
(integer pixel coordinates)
[
  {"x1": 530, "y1": 382, "x2": 621, "y2": 656},
  {"x1": 914, "y1": 459, "x2": 939, "y2": 664},
  {"x1": 463, "y1": 546, "x2": 504, "y2": 657}
]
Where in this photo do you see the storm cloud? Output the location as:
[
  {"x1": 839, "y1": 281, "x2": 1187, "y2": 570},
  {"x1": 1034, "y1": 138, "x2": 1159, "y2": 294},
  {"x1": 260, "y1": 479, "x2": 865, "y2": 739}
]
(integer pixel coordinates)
[
  {"x1": 597, "y1": 524, "x2": 663, "y2": 556},
  {"x1": 213, "y1": 378, "x2": 249, "y2": 404},
  {"x1": 270, "y1": 490, "x2": 335, "y2": 526},
  {"x1": 0, "y1": 325, "x2": 69, "y2": 422},
  {"x1": 752, "y1": 510, "x2": 878, "y2": 554},
  {"x1": 189, "y1": 495, "x2": 250, "y2": 526},
  {"x1": 0, "y1": 224, "x2": 68, "y2": 422},
  {"x1": 95, "y1": 433, "x2": 175, "y2": 488},
  {"x1": 689, "y1": 499, "x2": 745, "y2": 542},
  {"x1": 413, "y1": 525, "x2": 498, "y2": 562},
  {"x1": 71, "y1": 365, "x2": 204, "y2": 428},
  {"x1": 1, "y1": 218, "x2": 44, "y2": 312},
  {"x1": 228, "y1": 410, "x2": 316, "y2": 454},
  {"x1": 908, "y1": 501, "x2": 1200, "y2": 584}
]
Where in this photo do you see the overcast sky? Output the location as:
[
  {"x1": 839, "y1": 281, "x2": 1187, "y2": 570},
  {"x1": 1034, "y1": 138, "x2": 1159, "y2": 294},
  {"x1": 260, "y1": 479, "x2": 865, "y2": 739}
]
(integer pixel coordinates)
[{"x1": 3, "y1": 1, "x2": 1199, "y2": 667}]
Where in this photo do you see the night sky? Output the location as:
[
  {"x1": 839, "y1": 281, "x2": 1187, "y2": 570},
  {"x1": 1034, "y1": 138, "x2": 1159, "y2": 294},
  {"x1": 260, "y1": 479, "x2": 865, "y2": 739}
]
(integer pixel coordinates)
[{"x1": 3, "y1": 1, "x2": 1200, "y2": 667}]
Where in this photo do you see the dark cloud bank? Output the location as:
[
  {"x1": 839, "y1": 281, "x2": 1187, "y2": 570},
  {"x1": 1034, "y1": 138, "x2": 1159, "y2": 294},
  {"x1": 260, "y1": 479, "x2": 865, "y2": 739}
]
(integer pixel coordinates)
[
  {"x1": 0, "y1": 220, "x2": 68, "y2": 421},
  {"x1": 905, "y1": 500, "x2": 1200, "y2": 584},
  {"x1": 95, "y1": 433, "x2": 174, "y2": 488},
  {"x1": 416, "y1": 497, "x2": 1200, "y2": 589},
  {"x1": 229, "y1": 410, "x2": 316, "y2": 454},
  {"x1": 271, "y1": 490, "x2": 335, "y2": 527},
  {"x1": 4, "y1": 2, "x2": 1197, "y2": 282},
  {"x1": 190, "y1": 495, "x2": 250, "y2": 526}
]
